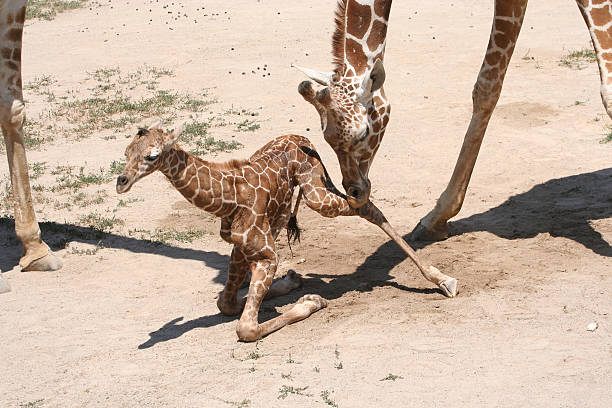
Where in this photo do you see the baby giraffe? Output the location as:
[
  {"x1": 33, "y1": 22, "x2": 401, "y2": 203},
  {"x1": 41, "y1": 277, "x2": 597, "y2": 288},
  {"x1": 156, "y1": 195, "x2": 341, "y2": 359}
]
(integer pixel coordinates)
[{"x1": 117, "y1": 123, "x2": 457, "y2": 341}]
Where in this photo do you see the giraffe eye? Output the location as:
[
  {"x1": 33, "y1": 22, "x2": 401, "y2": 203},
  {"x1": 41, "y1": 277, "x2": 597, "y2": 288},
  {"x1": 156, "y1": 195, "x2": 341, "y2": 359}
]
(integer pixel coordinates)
[{"x1": 144, "y1": 154, "x2": 159, "y2": 162}]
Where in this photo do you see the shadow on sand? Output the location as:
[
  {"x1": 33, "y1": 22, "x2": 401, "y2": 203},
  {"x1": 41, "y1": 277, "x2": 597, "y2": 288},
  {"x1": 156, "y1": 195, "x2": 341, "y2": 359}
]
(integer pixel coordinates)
[
  {"x1": 139, "y1": 168, "x2": 612, "y2": 346},
  {"x1": 0, "y1": 218, "x2": 229, "y2": 281},
  {"x1": 5, "y1": 169, "x2": 610, "y2": 346}
]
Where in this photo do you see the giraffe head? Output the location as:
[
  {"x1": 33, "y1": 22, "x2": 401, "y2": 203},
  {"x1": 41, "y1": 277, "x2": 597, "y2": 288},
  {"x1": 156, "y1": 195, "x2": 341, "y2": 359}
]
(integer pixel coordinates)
[
  {"x1": 116, "y1": 121, "x2": 183, "y2": 194},
  {"x1": 296, "y1": 63, "x2": 385, "y2": 208},
  {"x1": 295, "y1": 0, "x2": 391, "y2": 208}
]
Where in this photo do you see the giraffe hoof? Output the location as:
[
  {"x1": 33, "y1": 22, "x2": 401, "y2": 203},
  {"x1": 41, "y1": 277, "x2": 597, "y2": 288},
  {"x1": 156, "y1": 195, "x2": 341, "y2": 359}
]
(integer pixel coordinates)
[
  {"x1": 0, "y1": 274, "x2": 10, "y2": 294},
  {"x1": 21, "y1": 252, "x2": 63, "y2": 272},
  {"x1": 410, "y1": 221, "x2": 449, "y2": 242},
  {"x1": 439, "y1": 277, "x2": 458, "y2": 298},
  {"x1": 298, "y1": 294, "x2": 328, "y2": 310}
]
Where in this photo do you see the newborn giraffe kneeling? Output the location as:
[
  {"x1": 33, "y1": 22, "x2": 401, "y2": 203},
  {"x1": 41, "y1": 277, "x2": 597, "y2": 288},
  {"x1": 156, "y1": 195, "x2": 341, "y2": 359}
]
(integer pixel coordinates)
[{"x1": 117, "y1": 123, "x2": 457, "y2": 341}]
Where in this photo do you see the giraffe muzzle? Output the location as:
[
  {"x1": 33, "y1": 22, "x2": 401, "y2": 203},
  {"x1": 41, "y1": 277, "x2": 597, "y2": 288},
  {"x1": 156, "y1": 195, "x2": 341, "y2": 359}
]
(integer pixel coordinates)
[
  {"x1": 345, "y1": 181, "x2": 370, "y2": 209},
  {"x1": 116, "y1": 175, "x2": 131, "y2": 193}
]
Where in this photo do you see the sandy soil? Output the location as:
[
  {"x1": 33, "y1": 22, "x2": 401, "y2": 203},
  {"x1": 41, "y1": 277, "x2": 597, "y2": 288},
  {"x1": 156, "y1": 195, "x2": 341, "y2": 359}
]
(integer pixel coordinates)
[{"x1": 1, "y1": 1, "x2": 611, "y2": 407}]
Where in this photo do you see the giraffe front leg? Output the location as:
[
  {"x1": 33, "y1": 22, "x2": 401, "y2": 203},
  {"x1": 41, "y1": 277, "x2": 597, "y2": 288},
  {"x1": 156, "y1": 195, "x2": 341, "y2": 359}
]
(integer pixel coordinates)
[
  {"x1": 236, "y1": 257, "x2": 277, "y2": 341},
  {"x1": 1, "y1": 100, "x2": 61, "y2": 272},
  {"x1": 217, "y1": 247, "x2": 249, "y2": 316},
  {"x1": 360, "y1": 202, "x2": 458, "y2": 297},
  {"x1": 576, "y1": 0, "x2": 612, "y2": 119},
  {"x1": 412, "y1": 0, "x2": 528, "y2": 241}
]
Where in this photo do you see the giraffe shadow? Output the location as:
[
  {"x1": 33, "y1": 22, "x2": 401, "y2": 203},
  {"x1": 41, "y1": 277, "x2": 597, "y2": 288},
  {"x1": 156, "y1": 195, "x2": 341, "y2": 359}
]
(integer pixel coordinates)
[
  {"x1": 347, "y1": 167, "x2": 612, "y2": 283},
  {"x1": 137, "y1": 272, "x2": 440, "y2": 349},
  {"x1": 0, "y1": 218, "x2": 229, "y2": 282},
  {"x1": 45, "y1": 169, "x2": 612, "y2": 348},
  {"x1": 451, "y1": 168, "x2": 612, "y2": 256}
]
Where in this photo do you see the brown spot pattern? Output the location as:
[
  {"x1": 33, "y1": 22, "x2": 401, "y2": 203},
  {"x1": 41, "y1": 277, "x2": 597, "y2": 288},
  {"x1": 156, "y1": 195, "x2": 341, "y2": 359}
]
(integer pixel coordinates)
[
  {"x1": 16, "y1": 7, "x2": 26, "y2": 23},
  {"x1": 5, "y1": 27, "x2": 22, "y2": 42},
  {"x1": 594, "y1": 0, "x2": 611, "y2": 16},
  {"x1": 346, "y1": 0, "x2": 371, "y2": 39},
  {"x1": 367, "y1": 20, "x2": 388, "y2": 52},
  {"x1": 595, "y1": 28, "x2": 612, "y2": 50},
  {"x1": 345, "y1": 37, "x2": 368, "y2": 74},
  {"x1": 373, "y1": 0, "x2": 392, "y2": 19}
]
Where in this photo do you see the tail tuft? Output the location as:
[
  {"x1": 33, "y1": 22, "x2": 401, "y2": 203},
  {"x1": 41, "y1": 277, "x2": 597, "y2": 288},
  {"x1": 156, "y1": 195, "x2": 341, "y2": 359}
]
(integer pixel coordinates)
[{"x1": 287, "y1": 215, "x2": 301, "y2": 244}]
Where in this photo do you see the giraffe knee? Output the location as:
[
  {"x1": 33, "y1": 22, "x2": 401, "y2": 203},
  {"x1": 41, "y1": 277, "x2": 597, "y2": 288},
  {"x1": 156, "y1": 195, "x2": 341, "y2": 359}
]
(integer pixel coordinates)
[
  {"x1": 471, "y1": 78, "x2": 501, "y2": 114},
  {"x1": 0, "y1": 98, "x2": 25, "y2": 129},
  {"x1": 236, "y1": 321, "x2": 261, "y2": 342},
  {"x1": 600, "y1": 84, "x2": 612, "y2": 120}
]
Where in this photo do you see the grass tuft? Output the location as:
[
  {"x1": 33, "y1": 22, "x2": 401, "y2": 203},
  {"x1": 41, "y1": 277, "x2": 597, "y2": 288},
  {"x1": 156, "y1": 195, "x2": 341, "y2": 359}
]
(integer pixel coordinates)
[
  {"x1": 79, "y1": 213, "x2": 124, "y2": 232},
  {"x1": 277, "y1": 385, "x2": 312, "y2": 400},
  {"x1": 321, "y1": 390, "x2": 339, "y2": 407},
  {"x1": 601, "y1": 127, "x2": 612, "y2": 144},
  {"x1": 560, "y1": 47, "x2": 596, "y2": 70},
  {"x1": 26, "y1": 0, "x2": 88, "y2": 21},
  {"x1": 380, "y1": 373, "x2": 404, "y2": 381}
]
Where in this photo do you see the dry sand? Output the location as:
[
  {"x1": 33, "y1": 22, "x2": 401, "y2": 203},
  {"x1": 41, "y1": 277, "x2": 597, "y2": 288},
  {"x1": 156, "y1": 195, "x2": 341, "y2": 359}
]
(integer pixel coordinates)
[{"x1": 1, "y1": 1, "x2": 611, "y2": 407}]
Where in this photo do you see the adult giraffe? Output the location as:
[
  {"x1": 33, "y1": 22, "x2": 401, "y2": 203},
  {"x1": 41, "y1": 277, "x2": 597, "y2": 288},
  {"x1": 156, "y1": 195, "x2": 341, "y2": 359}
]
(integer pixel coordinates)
[
  {"x1": 0, "y1": 0, "x2": 61, "y2": 285},
  {"x1": 295, "y1": 0, "x2": 612, "y2": 241}
]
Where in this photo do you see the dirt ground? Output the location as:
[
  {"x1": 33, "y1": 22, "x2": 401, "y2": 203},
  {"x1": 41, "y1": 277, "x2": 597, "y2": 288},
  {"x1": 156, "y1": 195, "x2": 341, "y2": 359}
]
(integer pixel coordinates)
[{"x1": 1, "y1": 1, "x2": 611, "y2": 407}]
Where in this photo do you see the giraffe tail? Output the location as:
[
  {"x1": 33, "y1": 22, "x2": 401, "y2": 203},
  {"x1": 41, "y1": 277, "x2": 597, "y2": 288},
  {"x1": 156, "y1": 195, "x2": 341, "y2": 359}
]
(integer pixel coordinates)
[{"x1": 287, "y1": 189, "x2": 303, "y2": 248}]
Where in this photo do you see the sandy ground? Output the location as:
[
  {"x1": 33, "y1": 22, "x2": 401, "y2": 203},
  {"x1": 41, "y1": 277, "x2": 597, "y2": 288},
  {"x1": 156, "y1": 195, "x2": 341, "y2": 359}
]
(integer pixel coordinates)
[{"x1": 1, "y1": 1, "x2": 611, "y2": 407}]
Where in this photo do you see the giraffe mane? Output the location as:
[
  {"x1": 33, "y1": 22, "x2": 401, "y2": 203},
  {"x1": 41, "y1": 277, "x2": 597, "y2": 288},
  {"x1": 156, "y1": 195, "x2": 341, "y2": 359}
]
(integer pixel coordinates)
[
  {"x1": 331, "y1": 0, "x2": 347, "y2": 73},
  {"x1": 217, "y1": 159, "x2": 248, "y2": 171}
]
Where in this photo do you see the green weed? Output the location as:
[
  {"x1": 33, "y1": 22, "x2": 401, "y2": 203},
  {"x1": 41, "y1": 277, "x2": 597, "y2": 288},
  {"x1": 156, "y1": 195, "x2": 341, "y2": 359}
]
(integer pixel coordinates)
[
  {"x1": 380, "y1": 373, "x2": 404, "y2": 381},
  {"x1": 29, "y1": 162, "x2": 47, "y2": 179},
  {"x1": 236, "y1": 119, "x2": 260, "y2": 132},
  {"x1": 19, "y1": 399, "x2": 45, "y2": 408},
  {"x1": 321, "y1": 390, "x2": 338, "y2": 407},
  {"x1": 560, "y1": 47, "x2": 596, "y2": 70},
  {"x1": 26, "y1": 0, "x2": 87, "y2": 21},
  {"x1": 277, "y1": 385, "x2": 312, "y2": 400},
  {"x1": 79, "y1": 213, "x2": 123, "y2": 232},
  {"x1": 189, "y1": 137, "x2": 242, "y2": 156},
  {"x1": 601, "y1": 127, "x2": 612, "y2": 144}
]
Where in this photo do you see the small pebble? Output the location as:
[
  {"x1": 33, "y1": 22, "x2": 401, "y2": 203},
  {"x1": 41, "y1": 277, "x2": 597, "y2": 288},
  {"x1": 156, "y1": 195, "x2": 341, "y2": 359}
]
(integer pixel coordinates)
[{"x1": 586, "y1": 322, "x2": 598, "y2": 332}]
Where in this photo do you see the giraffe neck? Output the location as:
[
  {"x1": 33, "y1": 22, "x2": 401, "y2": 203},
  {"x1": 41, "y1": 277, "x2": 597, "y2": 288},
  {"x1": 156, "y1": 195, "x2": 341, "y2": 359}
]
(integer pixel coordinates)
[
  {"x1": 338, "y1": 0, "x2": 392, "y2": 77},
  {"x1": 159, "y1": 147, "x2": 234, "y2": 216}
]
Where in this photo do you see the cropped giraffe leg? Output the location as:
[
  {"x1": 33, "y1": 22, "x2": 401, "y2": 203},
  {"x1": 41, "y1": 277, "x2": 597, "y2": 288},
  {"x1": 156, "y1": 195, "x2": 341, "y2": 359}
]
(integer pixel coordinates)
[
  {"x1": 1, "y1": 3, "x2": 61, "y2": 272},
  {"x1": 217, "y1": 246, "x2": 249, "y2": 315},
  {"x1": 412, "y1": 0, "x2": 528, "y2": 241},
  {"x1": 296, "y1": 158, "x2": 358, "y2": 218},
  {"x1": 359, "y1": 202, "x2": 458, "y2": 297},
  {"x1": 296, "y1": 154, "x2": 457, "y2": 296},
  {"x1": 576, "y1": 0, "x2": 612, "y2": 118}
]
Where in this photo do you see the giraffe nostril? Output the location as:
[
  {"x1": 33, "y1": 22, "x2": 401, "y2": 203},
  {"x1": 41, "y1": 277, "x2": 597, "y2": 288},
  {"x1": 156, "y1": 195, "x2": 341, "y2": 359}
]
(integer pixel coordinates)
[
  {"x1": 117, "y1": 175, "x2": 128, "y2": 186},
  {"x1": 347, "y1": 186, "x2": 361, "y2": 199}
]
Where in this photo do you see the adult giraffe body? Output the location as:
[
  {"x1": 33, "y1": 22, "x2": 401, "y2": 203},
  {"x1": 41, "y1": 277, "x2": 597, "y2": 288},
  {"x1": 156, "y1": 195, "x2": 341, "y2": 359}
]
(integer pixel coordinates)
[
  {"x1": 0, "y1": 0, "x2": 61, "y2": 282},
  {"x1": 295, "y1": 0, "x2": 612, "y2": 242}
]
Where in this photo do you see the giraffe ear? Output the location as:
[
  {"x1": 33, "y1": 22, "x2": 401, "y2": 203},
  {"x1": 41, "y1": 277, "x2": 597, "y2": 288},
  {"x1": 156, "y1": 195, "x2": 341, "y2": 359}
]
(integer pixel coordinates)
[
  {"x1": 292, "y1": 63, "x2": 333, "y2": 86},
  {"x1": 360, "y1": 60, "x2": 386, "y2": 101},
  {"x1": 148, "y1": 118, "x2": 163, "y2": 130},
  {"x1": 369, "y1": 59, "x2": 386, "y2": 93},
  {"x1": 163, "y1": 123, "x2": 184, "y2": 151}
]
